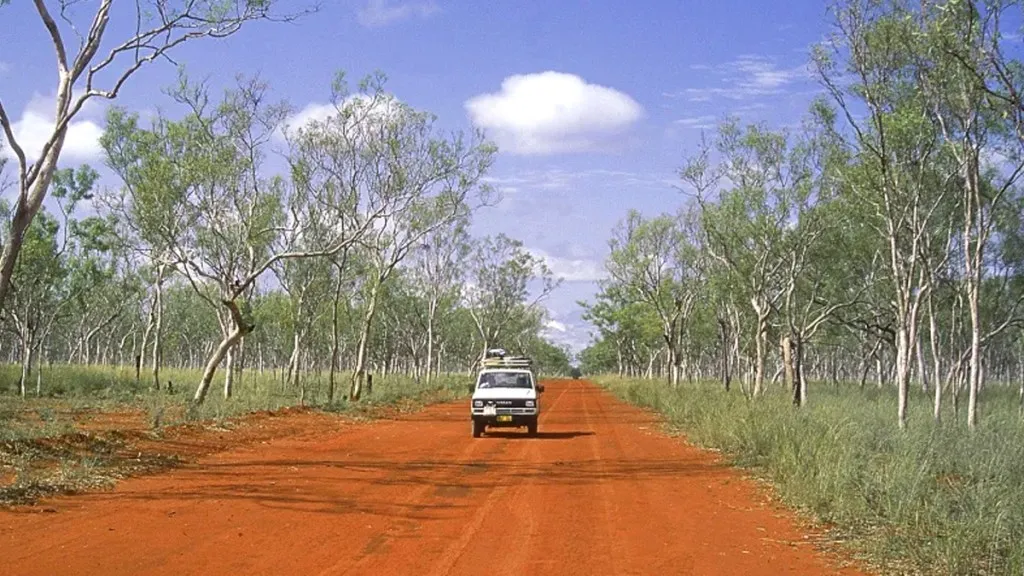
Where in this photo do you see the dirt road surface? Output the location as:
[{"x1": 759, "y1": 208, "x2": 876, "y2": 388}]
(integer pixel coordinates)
[{"x1": 0, "y1": 380, "x2": 868, "y2": 575}]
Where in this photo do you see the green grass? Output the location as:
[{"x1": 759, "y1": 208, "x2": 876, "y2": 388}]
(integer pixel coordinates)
[
  {"x1": 0, "y1": 363, "x2": 471, "y2": 436},
  {"x1": 596, "y1": 376, "x2": 1024, "y2": 576}
]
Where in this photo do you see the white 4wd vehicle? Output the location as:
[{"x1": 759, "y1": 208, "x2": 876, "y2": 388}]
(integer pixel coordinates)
[{"x1": 470, "y1": 351, "x2": 545, "y2": 438}]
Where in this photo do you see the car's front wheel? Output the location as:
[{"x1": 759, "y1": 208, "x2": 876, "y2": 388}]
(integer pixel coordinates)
[
  {"x1": 526, "y1": 418, "x2": 538, "y2": 437},
  {"x1": 472, "y1": 418, "x2": 484, "y2": 438}
]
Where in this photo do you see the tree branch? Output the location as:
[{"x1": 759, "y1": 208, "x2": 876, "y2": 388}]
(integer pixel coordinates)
[{"x1": 35, "y1": 0, "x2": 70, "y2": 74}]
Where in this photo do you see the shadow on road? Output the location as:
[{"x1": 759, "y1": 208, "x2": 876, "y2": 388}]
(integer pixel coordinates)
[
  {"x1": 67, "y1": 453, "x2": 731, "y2": 523},
  {"x1": 480, "y1": 431, "x2": 595, "y2": 440}
]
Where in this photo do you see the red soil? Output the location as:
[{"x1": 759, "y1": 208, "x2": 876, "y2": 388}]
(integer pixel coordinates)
[{"x1": 0, "y1": 380, "x2": 870, "y2": 575}]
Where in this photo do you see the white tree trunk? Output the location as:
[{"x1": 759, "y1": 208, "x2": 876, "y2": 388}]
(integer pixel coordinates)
[
  {"x1": 223, "y1": 346, "x2": 235, "y2": 399},
  {"x1": 424, "y1": 301, "x2": 436, "y2": 385},
  {"x1": 929, "y1": 295, "x2": 942, "y2": 421},
  {"x1": 151, "y1": 266, "x2": 165, "y2": 391},
  {"x1": 895, "y1": 325, "x2": 911, "y2": 429},
  {"x1": 967, "y1": 286, "x2": 982, "y2": 429},
  {"x1": 350, "y1": 282, "x2": 381, "y2": 401}
]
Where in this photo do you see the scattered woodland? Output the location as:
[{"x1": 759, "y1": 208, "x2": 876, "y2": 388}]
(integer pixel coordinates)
[
  {"x1": 3, "y1": 0, "x2": 1024, "y2": 574},
  {"x1": 576, "y1": 2, "x2": 1024, "y2": 573},
  {"x1": 580, "y1": 0, "x2": 1024, "y2": 431}
]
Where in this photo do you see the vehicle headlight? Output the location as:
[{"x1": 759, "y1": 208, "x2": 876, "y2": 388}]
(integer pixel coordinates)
[
  {"x1": 525, "y1": 400, "x2": 535, "y2": 407},
  {"x1": 473, "y1": 400, "x2": 483, "y2": 407}
]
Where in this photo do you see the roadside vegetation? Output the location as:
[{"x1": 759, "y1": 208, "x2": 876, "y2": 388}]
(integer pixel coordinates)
[
  {"x1": 577, "y1": 2, "x2": 1024, "y2": 575},
  {"x1": 598, "y1": 377, "x2": 1024, "y2": 575},
  {"x1": 0, "y1": 2, "x2": 573, "y2": 505},
  {"x1": 0, "y1": 365, "x2": 478, "y2": 506},
  {"x1": 4, "y1": 0, "x2": 1024, "y2": 573}
]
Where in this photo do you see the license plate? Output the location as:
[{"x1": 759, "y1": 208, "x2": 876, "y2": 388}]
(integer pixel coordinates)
[
  {"x1": 483, "y1": 406, "x2": 497, "y2": 416},
  {"x1": 497, "y1": 415, "x2": 512, "y2": 422}
]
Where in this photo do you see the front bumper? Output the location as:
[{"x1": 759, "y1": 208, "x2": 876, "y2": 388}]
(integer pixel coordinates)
[
  {"x1": 471, "y1": 402, "x2": 538, "y2": 427},
  {"x1": 471, "y1": 412, "x2": 537, "y2": 427}
]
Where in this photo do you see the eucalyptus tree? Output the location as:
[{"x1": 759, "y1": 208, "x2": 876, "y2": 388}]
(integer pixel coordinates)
[
  {"x1": 681, "y1": 126, "x2": 789, "y2": 395},
  {"x1": 287, "y1": 73, "x2": 496, "y2": 401},
  {"x1": 103, "y1": 73, "x2": 385, "y2": 405},
  {"x1": 2, "y1": 209, "x2": 63, "y2": 396},
  {"x1": 271, "y1": 240, "x2": 334, "y2": 391},
  {"x1": 815, "y1": 1, "x2": 963, "y2": 427},
  {"x1": 771, "y1": 112, "x2": 866, "y2": 405},
  {"x1": 7, "y1": 165, "x2": 127, "y2": 389},
  {"x1": 581, "y1": 284, "x2": 664, "y2": 378},
  {"x1": 406, "y1": 215, "x2": 471, "y2": 383},
  {"x1": 159, "y1": 283, "x2": 220, "y2": 370},
  {"x1": 0, "y1": 0, "x2": 309, "y2": 317},
  {"x1": 325, "y1": 247, "x2": 360, "y2": 402},
  {"x1": 464, "y1": 234, "x2": 559, "y2": 362},
  {"x1": 374, "y1": 271, "x2": 424, "y2": 376},
  {"x1": 912, "y1": 0, "x2": 1024, "y2": 428},
  {"x1": 605, "y1": 209, "x2": 702, "y2": 386}
]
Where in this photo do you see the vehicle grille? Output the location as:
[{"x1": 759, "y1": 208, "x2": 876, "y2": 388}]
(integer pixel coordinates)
[{"x1": 472, "y1": 398, "x2": 536, "y2": 416}]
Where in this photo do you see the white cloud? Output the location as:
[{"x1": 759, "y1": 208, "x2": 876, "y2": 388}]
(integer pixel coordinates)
[
  {"x1": 1, "y1": 93, "x2": 104, "y2": 163},
  {"x1": 665, "y1": 55, "x2": 812, "y2": 102},
  {"x1": 528, "y1": 247, "x2": 607, "y2": 283},
  {"x1": 483, "y1": 169, "x2": 678, "y2": 214},
  {"x1": 545, "y1": 320, "x2": 568, "y2": 333},
  {"x1": 0, "y1": 62, "x2": 9, "y2": 75},
  {"x1": 673, "y1": 115, "x2": 717, "y2": 129},
  {"x1": 284, "y1": 103, "x2": 337, "y2": 133},
  {"x1": 356, "y1": 0, "x2": 439, "y2": 27},
  {"x1": 277, "y1": 94, "x2": 403, "y2": 142},
  {"x1": 465, "y1": 71, "x2": 644, "y2": 155},
  {"x1": 539, "y1": 308, "x2": 594, "y2": 355}
]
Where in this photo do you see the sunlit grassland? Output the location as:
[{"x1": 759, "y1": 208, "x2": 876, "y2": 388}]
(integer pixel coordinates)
[
  {"x1": 0, "y1": 363, "x2": 471, "y2": 504},
  {"x1": 0, "y1": 363, "x2": 472, "y2": 440},
  {"x1": 596, "y1": 376, "x2": 1024, "y2": 576}
]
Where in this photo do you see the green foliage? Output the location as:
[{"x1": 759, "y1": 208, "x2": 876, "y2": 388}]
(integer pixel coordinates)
[
  {"x1": 523, "y1": 337, "x2": 573, "y2": 376},
  {"x1": 465, "y1": 234, "x2": 561, "y2": 356}
]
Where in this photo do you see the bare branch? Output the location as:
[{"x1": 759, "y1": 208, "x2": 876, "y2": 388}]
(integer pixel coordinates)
[{"x1": 34, "y1": 0, "x2": 70, "y2": 73}]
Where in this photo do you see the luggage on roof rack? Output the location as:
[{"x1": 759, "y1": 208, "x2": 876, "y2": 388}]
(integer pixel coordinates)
[{"x1": 480, "y1": 355, "x2": 533, "y2": 369}]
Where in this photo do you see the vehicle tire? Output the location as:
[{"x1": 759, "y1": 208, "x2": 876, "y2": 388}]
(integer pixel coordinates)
[
  {"x1": 472, "y1": 419, "x2": 483, "y2": 438},
  {"x1": 527, "y1": 419, "x2": 538, "y2": 437}
]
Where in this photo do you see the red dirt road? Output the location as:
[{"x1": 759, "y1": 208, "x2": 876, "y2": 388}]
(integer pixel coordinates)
[{"x1": 0, "y1": 380, "x2": 868, "y2": 575}]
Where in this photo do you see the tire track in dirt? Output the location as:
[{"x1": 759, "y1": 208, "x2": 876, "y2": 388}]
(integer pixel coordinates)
[
  {"x1": 419, "y1": 382, "x2": 574, "y2": 576},
  {"x1": 325, "y1": 382, "x2": 573, "y2": 576},
  {"x1": 588, "y1": 382, "x2": 698, "y2": 573},
  {"x1": 579, "y1": 379, "x2": 626, "y2": 574}
]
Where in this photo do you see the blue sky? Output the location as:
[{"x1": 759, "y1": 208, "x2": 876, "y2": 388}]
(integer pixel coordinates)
[{"x1": 0, "y1": 0, "x2": 832, "y2": 353}]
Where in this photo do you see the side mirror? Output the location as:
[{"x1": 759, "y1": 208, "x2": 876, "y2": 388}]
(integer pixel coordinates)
[
  {"x1": 537, "y1": 384, "x2": 545, "y2": 393},
  {"x1": 468, "y1": 384, "x2": 476, "y2": 394}
]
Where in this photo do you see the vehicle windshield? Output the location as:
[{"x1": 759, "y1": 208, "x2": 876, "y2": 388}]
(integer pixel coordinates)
[{"x1": 477, "y1": 371, "x2": 533, "y2": 389}]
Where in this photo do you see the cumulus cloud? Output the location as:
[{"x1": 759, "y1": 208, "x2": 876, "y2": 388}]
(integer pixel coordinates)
[
  {"x1": 284, "y1": 103, "x2": 337, "y2": 133},
  {"x1": 356, "y1": 0, "x2": 439, "y2": 27},
  {"x1": 528, "y1": 247, "x2": 607, "y2": 283},
  {"x1": 465, "y1": 71, "x2": 644, "y2": 155},
  {"x1": 1, "y1": 94, "x2": 104, "y2": 163}
]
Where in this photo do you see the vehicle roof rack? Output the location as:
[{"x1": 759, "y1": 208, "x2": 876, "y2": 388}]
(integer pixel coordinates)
[{"x1": 480, "y1": 355, "x2": 533, "y2": 369}]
